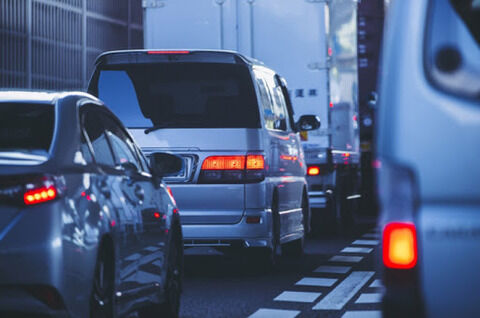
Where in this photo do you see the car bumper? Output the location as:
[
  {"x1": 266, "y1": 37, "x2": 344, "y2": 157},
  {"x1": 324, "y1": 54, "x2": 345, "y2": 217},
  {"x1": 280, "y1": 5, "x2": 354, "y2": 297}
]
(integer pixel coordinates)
[
  {"x1": 182, "y1": 208, "x2": 273, "y2": 248},
  {"x1": 308, "y1": 190, "x2": 329, "y2": 209}
]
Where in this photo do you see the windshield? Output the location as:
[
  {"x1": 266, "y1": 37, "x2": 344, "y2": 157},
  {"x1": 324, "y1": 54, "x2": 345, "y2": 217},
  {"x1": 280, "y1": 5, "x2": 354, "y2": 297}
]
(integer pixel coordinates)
[
  {"x1": 0, "y1": 103, "x2": 55, "y2": 156},
  {"x1": 95, "y1": 63, "x2": 261, "y2": 129}
]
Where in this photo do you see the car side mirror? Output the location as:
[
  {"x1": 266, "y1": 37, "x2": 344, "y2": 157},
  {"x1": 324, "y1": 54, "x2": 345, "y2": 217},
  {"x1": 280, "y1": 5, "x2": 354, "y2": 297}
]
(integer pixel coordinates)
[
  {"x1": 296, "y1": 115, "x2": 321, "y2": 131},
  {"x1": 120, "y1": 161, "x2": 138, "y2": 177},
  {"x1": 150, "y1": 152, "x2": 183, "y2": 178}
]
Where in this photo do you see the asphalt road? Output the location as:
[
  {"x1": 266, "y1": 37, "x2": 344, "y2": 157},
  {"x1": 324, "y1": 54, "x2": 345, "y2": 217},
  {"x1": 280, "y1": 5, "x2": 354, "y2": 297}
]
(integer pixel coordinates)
[{"x1": 180, "y1": 225, "x2": 383, "y2": 318}]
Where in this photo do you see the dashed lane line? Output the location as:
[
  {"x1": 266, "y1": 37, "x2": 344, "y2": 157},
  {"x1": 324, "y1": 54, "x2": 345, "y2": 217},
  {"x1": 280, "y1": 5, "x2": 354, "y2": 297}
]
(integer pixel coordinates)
[
  {"x1": 352, "y1": 240, "x2": 379, "y2": 246},
  {"x1": 248, "y1": 308, "x2": 301, "y2": 318},
  {"x1": 314, "y1": 265, "x2": 352, "y2": 274},
  {"x1": 369, "y1": 279, "x2": 383, "y2": 288},
  {"x1": 342, "y1": 311, "x2": 382, "y2": 318},
  {"x1": 295, "y1": 277, "x2": 337, "y2": 287},
  {"x1": 312, "y1": 271, "x2": 375, "y2": 310},
  {"x1": 329, "y1": 255, "x2": 364, "y2": 263},
  {"x1": 274, "y1": 291, "x2": 322, "y2": 303},
  {"x1": 355, "y1": 293, "x2": 382, "y2": 304},
  {"x1": 341, "y1": 247, "x2": 373, "y2": 253}
]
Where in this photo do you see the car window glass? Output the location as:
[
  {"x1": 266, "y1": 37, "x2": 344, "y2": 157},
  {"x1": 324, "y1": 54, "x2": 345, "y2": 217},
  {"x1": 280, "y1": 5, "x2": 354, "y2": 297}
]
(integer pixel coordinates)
[
  {"x1": 426, "y1": 0, "x2": 480, "y2": 100},
  {"x1": 256, "y1": 69, "x2": 288, "y2": 131},
  {"x1": 255, "y1": 74, "x2": 275, "y2": 130},
  {"x1": 79, "y1": 131, "x2": 93, "y2": 164},
  {"x1": 83, "y1": 111, "x2": 115, "y2": 167},
  {"x1": 101, "y1": 113, "x2": 142, "y2": 171}
]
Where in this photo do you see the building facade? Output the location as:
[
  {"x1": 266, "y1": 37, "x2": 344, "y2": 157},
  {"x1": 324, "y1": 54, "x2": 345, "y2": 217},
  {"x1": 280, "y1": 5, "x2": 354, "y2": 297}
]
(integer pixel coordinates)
[{"x1": 0, "y1": 0, "x2": 143, "y2": 90}]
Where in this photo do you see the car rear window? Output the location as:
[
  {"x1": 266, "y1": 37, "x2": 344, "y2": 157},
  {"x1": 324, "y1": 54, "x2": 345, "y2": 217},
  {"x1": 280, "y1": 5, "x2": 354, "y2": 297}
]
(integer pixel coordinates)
[
  {"x1": 94, "y1": 63, "x2": 261, "y2": 129},
  {"x1": 0, "y1": 103, "x2": 55, "y2": 155}
]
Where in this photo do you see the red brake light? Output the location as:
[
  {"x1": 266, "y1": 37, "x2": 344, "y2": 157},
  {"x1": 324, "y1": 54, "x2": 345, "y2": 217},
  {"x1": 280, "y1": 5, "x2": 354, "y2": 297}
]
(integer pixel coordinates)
[
  {"x1": 147, "y1": 50, "x2": 190, "y2": 54},
  {"x1": 246, "y1": 155, "x2": 265, "y2": 170},
  {"x1": 383, "y1": 222, "x2": 418, "y2": 269},
  {"x1": 24, "y1": 186, "x2": 57, "y2": 205},
  {"x1": 201, "y1": 156, "x2": 245, "y2": 170},
  {"x1": 307, "y1": 166, "x2": 320, "y2": 176}
]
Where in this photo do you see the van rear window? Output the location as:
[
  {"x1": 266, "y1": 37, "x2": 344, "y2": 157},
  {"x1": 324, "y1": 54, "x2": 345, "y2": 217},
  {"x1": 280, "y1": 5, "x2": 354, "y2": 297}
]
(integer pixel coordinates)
[
  {"x1": 0, "y1": 103, "x2": 54, "y2": 155},
  {"x1": 94, "y1": 63, "x2": 261, "y2": 129}
]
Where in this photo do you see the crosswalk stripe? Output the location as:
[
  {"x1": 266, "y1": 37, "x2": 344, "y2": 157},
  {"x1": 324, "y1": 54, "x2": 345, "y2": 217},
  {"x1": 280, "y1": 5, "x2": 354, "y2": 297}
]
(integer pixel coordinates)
[
  {"x1": 295, "y1": 277, "x2": 337, "y2": 287},
  {"x1": 342, "y1": 311, "x2": 382, "y2": 318},
  {"x1": 248, "y1": 308, "x2": 300, "y2": 318},
  {"x1": 312, "y1": 271, "x2": 375, "y2": 310},
  {"x1": 144, "y1": 246, "x2": 160, "y2": 252},
  {"x1": 329, "y1": 255, "x2": 364, "y2": 263},
  {"x1": 362, "y1": 233, "x2": 380, "y2": 239},
  {"x1": 369, "y1": 279, "x2": 383, "y2": 288},
  {"x1": 314, "y1": 265, "x2": 351, "y2": 274},
  {"x1": 355, "y1": 293, "x2": 382, "y2": 304},
  {"x1": 274, "y1": 291, "x2": 322, "y2": 303},
  {"x1": 352, "y1": 240, "x2": 379, "y2": 246},
  {"x1": 341, "y1": 247, "x2": 373, "y2": 253}
]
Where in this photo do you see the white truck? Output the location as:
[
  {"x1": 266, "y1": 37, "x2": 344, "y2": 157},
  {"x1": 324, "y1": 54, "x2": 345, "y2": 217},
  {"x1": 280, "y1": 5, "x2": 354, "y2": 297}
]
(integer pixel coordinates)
[{"x1": 142, "y1": 0, "x2": 362, "y2": 232}]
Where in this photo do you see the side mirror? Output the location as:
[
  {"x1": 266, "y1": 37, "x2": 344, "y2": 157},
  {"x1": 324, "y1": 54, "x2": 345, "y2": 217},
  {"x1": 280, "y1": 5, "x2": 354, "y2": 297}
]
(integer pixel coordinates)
[
  {"x1": 120, "y1": 161, "x2": 138, "y2": 177},
  {"x1": 296, "y1": 115, "x2": 321, "y2": 131},
  {"x1": 150, "y1": 152, "x2": 183, "y2": 177}
]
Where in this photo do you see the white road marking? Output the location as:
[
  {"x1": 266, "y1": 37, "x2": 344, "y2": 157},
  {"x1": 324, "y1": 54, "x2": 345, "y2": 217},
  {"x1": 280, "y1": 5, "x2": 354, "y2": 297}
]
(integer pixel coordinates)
[
  {"x1": 369, "y1": 279, "x2": 383, "y2": 288},
  {"x1": 362, "y1": 233, "x2": 380, "y2": 239},
  {"x1": 329, "y1": 255, "x2": 364, "y2": 263},
  {"x1": 136, "y1": 270, "x2": 161, "y2": 285},
  {"x1": 295, "y1": 277, "x2": 337, "y2": 287},
  {"x1": 352, "y1": 240, "x2": 379, "y2": 246},
  {"x1": 314, "y1": 265, "x2": 351, "y2": 274},
  {"x1": 248, "y1": 308, "x2": 300, "y2": 318},
  {"x1": 144, "y1": 246, "x2": 159, "y2": 252},
  {"x1": 341, "y1": 247, "x2": 373, "y2": 253},
  {"x1": 355, "y1": 293, "x2": 382, "y2": 304},
  {"x1": 124, "y1": 253, "x2": 141, "y2": 261},
  {"x1": 274, "y1": 291, "x2": 322, "y2": 303},
  {"x1": 312, "y1": 271, "x2": 375, "y2": 310},
  {"x1": 342, "y1": 311, "x2": 382, "y2": 318}
]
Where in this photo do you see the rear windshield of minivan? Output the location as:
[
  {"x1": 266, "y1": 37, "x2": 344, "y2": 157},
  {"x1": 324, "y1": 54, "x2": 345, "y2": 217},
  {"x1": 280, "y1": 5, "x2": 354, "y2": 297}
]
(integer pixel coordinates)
[
  {"x1": 93, "y1": 63, "x2": 261, "y2": 129},
  {"x1": 0, "y1": 103, "x2": 54, "y2": 155}
]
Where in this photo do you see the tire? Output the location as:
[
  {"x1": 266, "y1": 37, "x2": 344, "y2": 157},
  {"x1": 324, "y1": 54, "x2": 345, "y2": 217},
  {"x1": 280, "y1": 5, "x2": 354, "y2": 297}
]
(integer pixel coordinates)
[
  {"x1": 140, "y1": 227, "x2": 183, "y2": 318},
  {"x1": 90, "y1": 246, "x2": 115, "y2": 318}
]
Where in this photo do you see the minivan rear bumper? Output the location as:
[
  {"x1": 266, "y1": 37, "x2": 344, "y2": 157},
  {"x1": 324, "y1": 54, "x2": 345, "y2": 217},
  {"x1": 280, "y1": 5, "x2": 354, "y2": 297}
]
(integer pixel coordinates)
[{"x1": 181, "y1": 208, "x2": 273, "y2": 248}]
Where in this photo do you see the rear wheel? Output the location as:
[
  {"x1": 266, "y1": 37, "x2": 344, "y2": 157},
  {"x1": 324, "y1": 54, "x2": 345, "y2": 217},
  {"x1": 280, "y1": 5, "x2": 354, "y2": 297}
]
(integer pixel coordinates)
[{"x1": 90, "y1": 246, "x2": 115, "y2": 318}]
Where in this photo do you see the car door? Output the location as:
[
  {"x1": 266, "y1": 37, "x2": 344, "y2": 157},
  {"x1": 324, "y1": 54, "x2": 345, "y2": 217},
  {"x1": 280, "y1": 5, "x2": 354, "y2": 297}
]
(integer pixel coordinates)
[
  {"x1": 81, "y1": 107, "x2": 139, "y2": 298},
  {"x1": 100, "y1": 112, "x2": 167, "y2": 291}
]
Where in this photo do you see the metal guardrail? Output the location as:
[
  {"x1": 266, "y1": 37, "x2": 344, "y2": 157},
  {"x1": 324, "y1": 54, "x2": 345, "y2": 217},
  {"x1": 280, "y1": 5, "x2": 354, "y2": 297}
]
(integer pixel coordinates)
[{"x1": 0, "y1": 0, "x2": 143, "y2": 91}]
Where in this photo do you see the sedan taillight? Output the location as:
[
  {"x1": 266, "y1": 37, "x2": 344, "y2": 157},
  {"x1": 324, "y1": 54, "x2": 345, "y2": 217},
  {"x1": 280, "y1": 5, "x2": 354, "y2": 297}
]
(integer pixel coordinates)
[{"x1": 0, "y1": 175, "x2": 63, "y2": 206}]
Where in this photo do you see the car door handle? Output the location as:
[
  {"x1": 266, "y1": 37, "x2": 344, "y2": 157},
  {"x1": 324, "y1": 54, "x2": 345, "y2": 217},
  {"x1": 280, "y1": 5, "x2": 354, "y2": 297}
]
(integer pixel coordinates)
[{"x1": 134, "y1": 185, "x2": 145, "y2": 201}]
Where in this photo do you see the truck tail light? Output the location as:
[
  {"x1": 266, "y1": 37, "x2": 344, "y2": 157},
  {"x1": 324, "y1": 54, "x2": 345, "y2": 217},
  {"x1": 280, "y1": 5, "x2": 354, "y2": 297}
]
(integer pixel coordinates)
[
  {"x1": 199, "y1": 155, "x2": 265, "y2": 184},
  {"x1": 383, "y1": 222, "x2": 417, "y2": 269},
  {"x1": 307, "y1": 166, "x2": 320, "y2": 176}
]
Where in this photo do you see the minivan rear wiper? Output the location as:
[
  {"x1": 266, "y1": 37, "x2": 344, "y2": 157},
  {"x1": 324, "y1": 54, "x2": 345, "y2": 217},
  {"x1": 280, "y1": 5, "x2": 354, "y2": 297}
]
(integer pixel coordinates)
[
  {"x1": 144, "y1": 124, "x2": 172, "y2": 134},
  {"x1": 144, "y1": 121, "x2": 201, "y2": 134}
]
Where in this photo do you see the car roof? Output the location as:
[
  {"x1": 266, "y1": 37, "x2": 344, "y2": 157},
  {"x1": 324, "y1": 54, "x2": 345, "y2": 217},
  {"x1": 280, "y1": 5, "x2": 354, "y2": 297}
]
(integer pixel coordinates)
[{"x1": 0, "y1": 90, "x2": 100, "y2": 106}]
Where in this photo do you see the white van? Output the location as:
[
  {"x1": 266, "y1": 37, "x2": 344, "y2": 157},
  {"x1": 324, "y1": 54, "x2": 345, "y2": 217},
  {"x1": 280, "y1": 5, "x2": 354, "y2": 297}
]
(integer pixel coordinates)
[
  {"x1": 88, "y1": 50, "x2": 320, "y2": 266},
  {"x1": 376, "y1": 0, "x2": 480, "y2": 317}
]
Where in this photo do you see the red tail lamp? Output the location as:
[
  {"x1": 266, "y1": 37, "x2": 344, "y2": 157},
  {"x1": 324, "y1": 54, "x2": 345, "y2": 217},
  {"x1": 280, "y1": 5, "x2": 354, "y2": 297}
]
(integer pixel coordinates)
[{"x1": 383, "y1": 222, "x2": 418, "y2": 269}]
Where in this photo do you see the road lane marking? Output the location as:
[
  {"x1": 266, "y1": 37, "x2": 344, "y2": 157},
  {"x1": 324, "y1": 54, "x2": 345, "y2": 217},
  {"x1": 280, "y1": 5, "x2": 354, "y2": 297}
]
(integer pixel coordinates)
[
  {"x1": 342, "y1": 311, "x2": 382, "y2": 318},
  {"x1": 329, "y1": 255, "x2": 364, "y2": 263},
  {"x1": 314, "y1": 265, "x2": 351, "y2": 274},
  {"x1": 295, "y1": 277, "x2": 337, "y2": 287},
  {"x1": 274, "y1": 291, "x2": 322, "y2": 303},
  {"x1": 248, "y1": 308, "x2": 300, "y2": 318},
  {"x1": 355, "y1": 293, "x2": 382, "y2": 304},
  {"x1": 369, "y1": 279, "x2": 383, "y2": 288},
  {"x1": 144, "y1": 246, "x2": 160, "y2": 252},
  {"x1": 362, "y1": 233, "x2": 380, "y2": 239},
  {"x1": 312, "y1": 271, "x2": 375, "y2": 310},
  {"x1": 352, "y1": 240, "x2": 379, "y2": 246},
  {"x1": 124, "y1": 253, "x2": 141, "y2": 261},
  {"x1": 341, "y1": 247, "x2": 373, "y2": 253}
]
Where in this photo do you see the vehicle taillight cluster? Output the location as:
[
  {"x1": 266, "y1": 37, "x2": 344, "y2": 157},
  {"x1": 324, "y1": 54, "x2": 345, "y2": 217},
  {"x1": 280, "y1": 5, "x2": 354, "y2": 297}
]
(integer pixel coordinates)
[
  {"x1": 0, "y1": 175, "x2": 62, "y2": 206},
  {"x1": 199, "y1": 155, "x2": 265, "y2": 183},
  {"x1": 383, "y1": 222, "x2": 418, "y2": 269}
]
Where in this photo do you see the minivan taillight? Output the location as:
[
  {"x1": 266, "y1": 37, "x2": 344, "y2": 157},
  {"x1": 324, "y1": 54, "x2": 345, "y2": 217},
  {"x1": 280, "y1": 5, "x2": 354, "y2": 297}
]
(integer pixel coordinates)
[
  {"x1": 199, "y1": 155, "x2": 265, "y2": 184},
  {"x1": 383, "y1": 222, "x2": 417, "y2": 269},
  {"x1": 0, "y1": 175, "x2": 63, "y2": 206}
]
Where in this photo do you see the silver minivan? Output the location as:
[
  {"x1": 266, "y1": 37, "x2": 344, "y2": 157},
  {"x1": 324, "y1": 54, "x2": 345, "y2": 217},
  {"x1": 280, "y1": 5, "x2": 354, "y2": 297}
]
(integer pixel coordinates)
[
  {"x1": 88, "y1": 50, "x2": 320, "y2": 266},
  {"x1": 377, "y1": 0, "x2": 480, "y2": 317}
]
